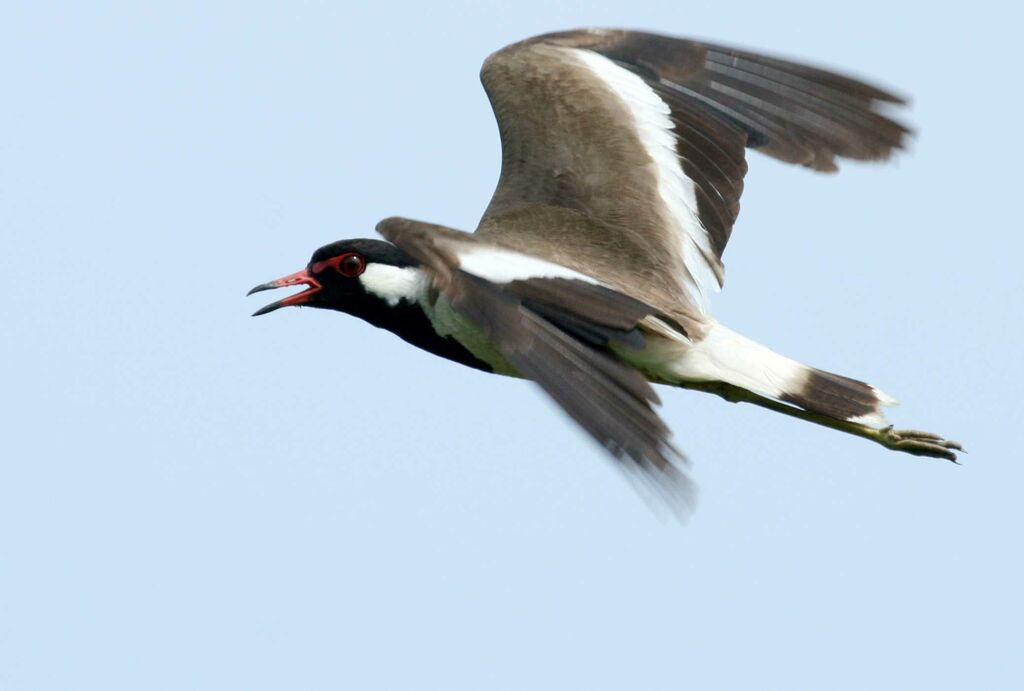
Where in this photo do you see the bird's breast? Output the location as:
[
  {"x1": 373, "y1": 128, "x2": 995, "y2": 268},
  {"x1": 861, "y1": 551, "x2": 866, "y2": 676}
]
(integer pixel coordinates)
[{"x1": 421, "y1": 296, "x2": 520, "y2": 377}]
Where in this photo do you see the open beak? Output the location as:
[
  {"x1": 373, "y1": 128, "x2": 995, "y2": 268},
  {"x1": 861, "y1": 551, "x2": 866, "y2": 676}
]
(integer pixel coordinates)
[{"x1": 247, "y1": 269, "x2": 322, "y2": 316}]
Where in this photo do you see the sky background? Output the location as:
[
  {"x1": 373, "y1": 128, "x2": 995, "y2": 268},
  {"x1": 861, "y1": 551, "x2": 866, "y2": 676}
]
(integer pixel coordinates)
[{"x1": 2, "y1": 2, "x2": 1021, "y2": 689}]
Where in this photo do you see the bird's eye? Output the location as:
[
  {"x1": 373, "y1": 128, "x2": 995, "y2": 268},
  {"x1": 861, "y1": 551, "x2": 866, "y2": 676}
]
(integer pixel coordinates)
[{"x1": 337, "y1": 253, "x2": 366, "y2": 278}]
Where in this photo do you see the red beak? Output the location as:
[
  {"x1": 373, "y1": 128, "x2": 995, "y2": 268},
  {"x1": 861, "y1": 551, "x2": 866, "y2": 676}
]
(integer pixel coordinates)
[{"x1": 247, "y1": 269, "x2": 323, "y2": 316}]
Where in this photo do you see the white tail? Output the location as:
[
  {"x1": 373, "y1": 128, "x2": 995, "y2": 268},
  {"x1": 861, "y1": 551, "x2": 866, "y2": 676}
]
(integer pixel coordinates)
[{"x1": 668, "y1": 322, "x2": 896, "y2": 426}]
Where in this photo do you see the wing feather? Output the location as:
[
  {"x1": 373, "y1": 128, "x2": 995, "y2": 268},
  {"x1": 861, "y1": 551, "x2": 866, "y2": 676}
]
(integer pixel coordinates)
[
  {"x1": 476, "y1": 29, "x2": 911, "y2": 312},
  {"x1": 377, "y1": 217, "x2": 695, "y2": 511}
]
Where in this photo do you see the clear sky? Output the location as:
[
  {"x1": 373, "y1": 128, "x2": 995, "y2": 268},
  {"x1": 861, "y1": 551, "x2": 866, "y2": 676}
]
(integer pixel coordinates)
[{"x1": 2, "y1": 2, "x2": 1020, "y2": 689}]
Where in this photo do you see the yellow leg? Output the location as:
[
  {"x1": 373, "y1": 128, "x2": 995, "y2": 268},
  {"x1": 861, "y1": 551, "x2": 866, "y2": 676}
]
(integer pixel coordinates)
[{"x1": 677, "y1": 380, "x2": 963, "y2": 462}]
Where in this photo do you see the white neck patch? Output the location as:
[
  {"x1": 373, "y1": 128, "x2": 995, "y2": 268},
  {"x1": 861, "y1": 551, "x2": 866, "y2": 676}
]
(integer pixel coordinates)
[{"x1": 359, "y1": 264, "x2": 427, "y2": 306}]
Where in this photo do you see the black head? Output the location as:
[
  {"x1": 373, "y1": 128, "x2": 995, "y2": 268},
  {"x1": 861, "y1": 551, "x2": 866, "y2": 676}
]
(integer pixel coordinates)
[{"x1": 247, "y1": 239, "x2": 416, "y2": 317}]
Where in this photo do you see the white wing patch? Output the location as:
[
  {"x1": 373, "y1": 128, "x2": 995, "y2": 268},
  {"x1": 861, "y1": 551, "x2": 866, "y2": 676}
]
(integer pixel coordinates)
[
  {"x1": 457, "y1": 246, "x2": 602, "y2": 285},
  {"x1": 568, "y1": 47, "x2": 721, "y2": 314}
]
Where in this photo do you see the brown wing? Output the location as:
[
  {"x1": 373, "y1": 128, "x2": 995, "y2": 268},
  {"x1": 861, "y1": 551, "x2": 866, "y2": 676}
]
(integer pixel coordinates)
[{"x1": 476, "y1": 28, "x2": 910, "y2": 306}]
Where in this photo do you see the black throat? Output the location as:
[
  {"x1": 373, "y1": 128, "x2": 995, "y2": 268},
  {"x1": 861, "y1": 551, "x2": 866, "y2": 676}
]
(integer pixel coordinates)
[{"x1": 338, "y1": 294, "x2": 494, "y2": 374}]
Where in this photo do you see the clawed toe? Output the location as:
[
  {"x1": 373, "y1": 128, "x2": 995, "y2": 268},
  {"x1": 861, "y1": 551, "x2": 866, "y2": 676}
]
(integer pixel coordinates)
[{"x1": 878, "y1": 426, "x2": 964, "y2": 462}]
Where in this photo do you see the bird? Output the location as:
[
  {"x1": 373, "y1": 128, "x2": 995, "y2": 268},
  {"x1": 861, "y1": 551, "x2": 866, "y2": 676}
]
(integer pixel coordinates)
[{"x1": 248, "y1": 28, "x2": 960, "y2": 507}]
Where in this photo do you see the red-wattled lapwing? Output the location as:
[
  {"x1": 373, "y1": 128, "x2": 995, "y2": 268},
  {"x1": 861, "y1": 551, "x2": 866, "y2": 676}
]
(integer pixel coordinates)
[{"x1": 249, "y1": 29, "x2": 960, "y2": 508}]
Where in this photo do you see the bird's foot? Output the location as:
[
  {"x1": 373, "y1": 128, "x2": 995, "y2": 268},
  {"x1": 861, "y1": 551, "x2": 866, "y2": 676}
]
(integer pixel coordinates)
[{"x1": 874, "y1": 426, "x2": 964, "y2": 462}]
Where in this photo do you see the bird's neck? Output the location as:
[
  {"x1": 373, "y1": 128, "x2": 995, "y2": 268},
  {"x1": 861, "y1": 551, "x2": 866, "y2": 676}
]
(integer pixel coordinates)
[
  {"x1": 357, "y1": 300, "x2": 494, "y2": 373},
  {"x1": 351, "y1": 265, "x2": 494, "y2": 373}
]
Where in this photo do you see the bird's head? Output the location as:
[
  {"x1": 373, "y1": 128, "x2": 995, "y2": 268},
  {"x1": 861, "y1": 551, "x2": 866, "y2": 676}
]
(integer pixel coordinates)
[{"x1": 248, "y1": 239, "x2": 421, "y2": 317}]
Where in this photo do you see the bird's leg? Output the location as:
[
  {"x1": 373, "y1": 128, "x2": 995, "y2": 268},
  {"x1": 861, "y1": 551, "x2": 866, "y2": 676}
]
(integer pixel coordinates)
[{"x1": 677, "y1": 381, "x2": 963, "y2": 462}]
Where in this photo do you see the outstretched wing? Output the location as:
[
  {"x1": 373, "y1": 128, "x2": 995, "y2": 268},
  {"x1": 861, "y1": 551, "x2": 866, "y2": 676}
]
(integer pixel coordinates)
[
  {"x1": 377, "y1": 216, "x2": 695, "y2": 513},
  {"x1": 476, "y1": 29, "x2": 910, "y2": 313}
]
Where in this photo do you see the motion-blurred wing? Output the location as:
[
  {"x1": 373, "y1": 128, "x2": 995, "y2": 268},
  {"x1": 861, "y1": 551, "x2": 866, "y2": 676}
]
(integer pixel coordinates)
[{"x1": 378, "y1": 216, "x2": 695, "y2": 511}]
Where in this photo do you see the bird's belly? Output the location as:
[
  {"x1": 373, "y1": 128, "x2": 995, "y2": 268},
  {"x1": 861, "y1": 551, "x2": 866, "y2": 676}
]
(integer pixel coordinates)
[{"x1": 612, "y1": 334, "x2": 694, "y2": 385}]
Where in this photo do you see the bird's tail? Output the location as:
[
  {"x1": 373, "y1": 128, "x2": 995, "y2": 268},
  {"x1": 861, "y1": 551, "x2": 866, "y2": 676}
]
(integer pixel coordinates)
[{"x1": 669, "y1": 322, "x2": 896, "y2": 425}]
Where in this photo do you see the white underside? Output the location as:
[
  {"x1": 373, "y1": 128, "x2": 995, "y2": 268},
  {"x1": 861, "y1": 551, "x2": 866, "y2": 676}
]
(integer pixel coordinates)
[
  {"x1": 621, "y1": 320, "x2": 892, "y2": 426},
  {"x1": 616, "y1": 320, "x2": 801, "y2": 394},
  {"x1": 666, "y1": 322, "x2": 806, "y2": 397}
]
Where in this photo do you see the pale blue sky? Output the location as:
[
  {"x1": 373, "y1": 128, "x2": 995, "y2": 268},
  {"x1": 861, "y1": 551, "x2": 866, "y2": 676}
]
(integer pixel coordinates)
[{"x1": 2, "y1": 2, "x2": 1021, "y2": 689}]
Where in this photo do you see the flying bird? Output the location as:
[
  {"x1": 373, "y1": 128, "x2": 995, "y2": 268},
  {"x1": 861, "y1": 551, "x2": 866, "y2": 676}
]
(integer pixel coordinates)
[{"x1": 249, "y1": 29, "x2": 960, "y2": 505}]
